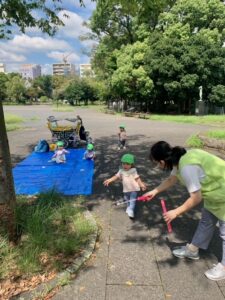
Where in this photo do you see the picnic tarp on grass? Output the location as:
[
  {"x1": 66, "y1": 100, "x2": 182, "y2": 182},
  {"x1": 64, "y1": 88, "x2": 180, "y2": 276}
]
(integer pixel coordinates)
[{"x1": 13, "y1": 149, "x2": 94, "y2": 195}]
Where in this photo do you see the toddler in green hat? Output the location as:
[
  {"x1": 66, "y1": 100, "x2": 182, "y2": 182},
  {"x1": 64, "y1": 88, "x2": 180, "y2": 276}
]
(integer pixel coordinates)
[
  {"x1": 83, "y1": 143, "x2": 95, "y2": 160},
  {"x1": 118, "y1": 124, "x2": 127, "y2": 150},
  {"x1": 103, "y1": 153, "x2": 146, "y2": 218},
  {"x1": 50, "y1": 141, "x2": 69, "y2": 163}
]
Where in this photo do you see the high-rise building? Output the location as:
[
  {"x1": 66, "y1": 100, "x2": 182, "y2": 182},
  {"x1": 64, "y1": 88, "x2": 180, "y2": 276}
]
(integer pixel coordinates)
[
  {"x1": 0, "y1": 63, "x2": 6, "y2": 73},
  {"x1": 79, "y1": 64, "x2": 93, "y2": 77},
  {"x1": 20, "y1": 64, "x2": 41, "y2": 80},
  {"x1": 52, "y1": 63, "x2": 75, "y2": 76}
]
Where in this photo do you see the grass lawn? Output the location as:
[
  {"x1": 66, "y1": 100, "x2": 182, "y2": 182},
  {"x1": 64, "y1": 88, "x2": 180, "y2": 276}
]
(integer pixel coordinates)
[
  {"x1": 52, "y1": 105, "x2": 75, "y2": 112},
  {"x1": 150, "y1": 114, "x2": 225, "y2": 126},
  {"x1": 5, "y1": 113, "x2": 24, "y2": 131},
  {"x1": 0, "y1": 192, "x2": 96, "y2": 299}
]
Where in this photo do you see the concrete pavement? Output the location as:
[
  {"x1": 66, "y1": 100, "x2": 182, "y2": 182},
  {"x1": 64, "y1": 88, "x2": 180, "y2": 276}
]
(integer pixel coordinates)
[{"x1": 5, "y1": 105, "x2": 225, "y2": 300}]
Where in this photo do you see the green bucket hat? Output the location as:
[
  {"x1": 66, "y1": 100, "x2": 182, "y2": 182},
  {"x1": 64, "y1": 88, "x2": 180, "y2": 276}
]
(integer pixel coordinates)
[
  {"x1": 87, "y1": 143, "x2": 94, "y2": 151},
  {"x1": 57, "y1": 141, "x2": 64, "y2": 147},
  {"x1": 119, "y1": 124, "x2": 125, "y2": 129},
  {"x1": 121, "y1": 153, "x2": 134, "y2": 165}
]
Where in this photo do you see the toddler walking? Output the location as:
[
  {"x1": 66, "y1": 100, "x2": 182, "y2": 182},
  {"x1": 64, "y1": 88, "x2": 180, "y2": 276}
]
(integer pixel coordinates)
[
  {"x1": 103, "y1": 154, "x2": 146, "y2": 218},
  {"x1": 118, "y1": 124, "x2": 127, "y2": 150}
]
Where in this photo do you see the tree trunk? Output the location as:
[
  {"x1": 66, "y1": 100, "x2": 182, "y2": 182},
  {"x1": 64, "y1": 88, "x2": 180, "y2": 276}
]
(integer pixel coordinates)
[{"x1": 0, "y1": 100, "x2": 16, "y2": 240}]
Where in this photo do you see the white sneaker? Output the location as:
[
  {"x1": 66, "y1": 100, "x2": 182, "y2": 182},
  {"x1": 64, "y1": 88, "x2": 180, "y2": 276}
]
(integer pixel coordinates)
[
  {"x1": 126, "y1": 208, "x2": 134, "y2": 219},
  {"x1": 205, "y1": 263, "x2": 225, "y2": 281},
  {"x1": 117, "y1": 147, "x2": 121, "y2": 150},
  {"x1": 172, "y1": 244, "x2": 199, "y2": 260},
  {"x1": 123, "y1": 146, "x2": 126, "y2": 149}
]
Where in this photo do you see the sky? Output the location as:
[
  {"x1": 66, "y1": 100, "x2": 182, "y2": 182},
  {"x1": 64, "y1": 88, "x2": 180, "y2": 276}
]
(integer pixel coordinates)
[{"x1": 0, "y1": 0, "x2": 96, "y2": 75}]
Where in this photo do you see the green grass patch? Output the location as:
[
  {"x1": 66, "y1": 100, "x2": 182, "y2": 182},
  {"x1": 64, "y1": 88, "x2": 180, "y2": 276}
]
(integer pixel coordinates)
[
  {"x1": 206, "y1": 130, "x2": 225, "y2": 140},
  {"x1": 0, "y1": 192, "x2": 95, "y2": 280},
  {"x1": 29, "y1": 116, "x2": 40, "y2": 121},
  {"x1": 150, "y1": 114, "x2": 225, "y2": 126},
  {"x1": 186, "y1": 134, "x2": 204, "y2": 148},
  {"x1": 5, "y1": 113, "x2": 24, "y2": 131},
  {"x1": 52, "y1": 105, "x2": 75, "y2": 112}
]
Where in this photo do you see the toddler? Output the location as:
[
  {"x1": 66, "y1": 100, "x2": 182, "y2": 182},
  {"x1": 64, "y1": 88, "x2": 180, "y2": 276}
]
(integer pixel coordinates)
[
  {"x1": 103, "y1": 153, "x2": 146, "y2": 218},
  {"x1": 118, "y1": 124, "x2": 127, "y2": 150},
  {"x1": 51, "y1": 141, "x2": 69, "y2": 163},
  {"x1": 83, "y1": 143, "x2": 95, "y2": 160}
]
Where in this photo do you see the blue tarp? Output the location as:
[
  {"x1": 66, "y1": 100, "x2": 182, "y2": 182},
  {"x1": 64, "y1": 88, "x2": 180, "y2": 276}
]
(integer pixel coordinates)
[{"x1": 13, "y1": 149, "x2": 94, "y2": 195}]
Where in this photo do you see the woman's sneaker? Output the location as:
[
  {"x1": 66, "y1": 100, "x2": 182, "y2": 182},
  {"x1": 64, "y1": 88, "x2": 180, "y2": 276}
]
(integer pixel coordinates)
[
  {"x1": 205, "y1": 263, "x2": 225, "y2": 281},
  {"x1": 172, "y1": 244, "x2": 199, "y2": 260}
]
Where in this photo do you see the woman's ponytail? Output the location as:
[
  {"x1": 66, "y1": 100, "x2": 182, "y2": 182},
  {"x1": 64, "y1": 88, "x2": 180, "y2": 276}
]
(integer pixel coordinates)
[
  {"x1": 171, "y1": 146, "x2": 186, "y2": 166},
  {"x1": 150, "y1": 141, "x2": 186, "y2": 170}
]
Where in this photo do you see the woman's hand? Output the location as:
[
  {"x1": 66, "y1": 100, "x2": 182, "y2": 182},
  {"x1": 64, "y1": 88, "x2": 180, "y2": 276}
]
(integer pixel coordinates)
[
  {"x1": 163, "y1": 209, "x2": 178, "y2": 224},
  {"x1": 143, "y1": 189, "x2": 158, "y2": 201}
]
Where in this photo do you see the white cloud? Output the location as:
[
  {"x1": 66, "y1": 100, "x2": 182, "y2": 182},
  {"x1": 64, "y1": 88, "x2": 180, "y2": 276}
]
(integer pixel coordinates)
[
  {"x1": 47, "y1": 51, "x2": 80, "y2": 62},
  {"x1": 9, "y1": 34, "x2": 72, "y2": 52},
  {"x1": 0, "y1": 48, "x2": 26, "y2": 63},
  {"x1": 81, "y1": 39, "x2": 98, "y2": 48},
  {"x1": 57, "y1": 10, "x2": 91, "y2": 39}
]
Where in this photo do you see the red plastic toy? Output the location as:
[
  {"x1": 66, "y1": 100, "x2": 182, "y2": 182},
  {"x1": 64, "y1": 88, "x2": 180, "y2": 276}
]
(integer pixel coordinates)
[{"x1": 160, "y1": 198, "x2": 172, "y2": 233}]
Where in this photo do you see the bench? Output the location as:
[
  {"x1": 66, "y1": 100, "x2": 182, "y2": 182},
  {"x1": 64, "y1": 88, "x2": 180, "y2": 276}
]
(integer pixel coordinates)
[
  {"x1": 138, "y1": 113, "x2": 149, "y2": 119},
  {"x1": 104, "y1": 109, "x2": 115, "y2": 115}
]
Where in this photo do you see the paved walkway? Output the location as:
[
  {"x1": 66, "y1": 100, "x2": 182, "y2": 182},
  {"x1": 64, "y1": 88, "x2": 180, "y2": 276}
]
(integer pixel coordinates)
[{"x1": 5, "y1": 105, "x2": 225, "y2": 300}]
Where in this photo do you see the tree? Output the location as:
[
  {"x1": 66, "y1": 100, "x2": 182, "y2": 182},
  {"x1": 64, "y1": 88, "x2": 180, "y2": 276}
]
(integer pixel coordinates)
[
  {"x1": 0, "y1": 73, "x2": 8, "y2": 101},
  {"x1": 32, "y1": 75, "x2": 53, "y2": 99},
  {"x1": 6, "y1": 75, "x2": 26, "y2": 103},
  {"x1": 0, "y1": 0, "x2": 86, "y2": 38},
  {"x1": 0, "y1": 0, "x2": 84, "y2": 240},
  {"x1": 111, "y1": 40, "x2": 153, "y2": 109}
]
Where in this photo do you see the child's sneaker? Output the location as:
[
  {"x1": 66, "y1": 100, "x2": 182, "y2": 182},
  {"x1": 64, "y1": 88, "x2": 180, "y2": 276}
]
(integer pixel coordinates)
[
  {"x1": 126, "y1": 208, "x2": 134, "y2": 219},
  {"x1": 205, "y1": 263, "x2": 225, "y2": 281},
  {"x1": 172, "y1": 244, "x2": 199, "y2": 260},
  {"x1": 123, "y1": 146, "x2": 126, "y2": 149},
  {"x1": 118, "y1": 147, "x2": 120, "y2": 150}
]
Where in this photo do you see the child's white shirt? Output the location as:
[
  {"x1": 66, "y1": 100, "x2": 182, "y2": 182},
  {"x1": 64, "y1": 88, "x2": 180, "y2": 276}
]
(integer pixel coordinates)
[{"x1": 116, "y1": 167, "x2": 140, "y2": 192}]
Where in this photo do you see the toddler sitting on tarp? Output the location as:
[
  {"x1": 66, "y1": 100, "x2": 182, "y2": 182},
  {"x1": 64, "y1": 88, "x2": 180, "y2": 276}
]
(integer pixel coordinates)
[{"x1": 51, "y1": 141, "x2": 69, "y2": 163}]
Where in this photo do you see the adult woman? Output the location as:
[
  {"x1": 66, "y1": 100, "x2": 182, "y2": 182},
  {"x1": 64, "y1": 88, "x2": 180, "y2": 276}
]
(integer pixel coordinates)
[{"x1": 144, "y1": 141, "x2": 225, "y2": 281}]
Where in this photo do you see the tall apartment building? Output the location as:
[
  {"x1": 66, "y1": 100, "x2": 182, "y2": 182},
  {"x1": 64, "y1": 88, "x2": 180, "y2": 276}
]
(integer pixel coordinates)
[
  {"x1": 0, "y1": 63, "x2": 6, "y2": 73},
  {"x1": 20, "y1": 64, "x2": 41, "y2": 80},
  {"x1": 52, "y1": 63, "x2": 75, "y2": 76},
  {"x1": 79, "y1": 64, "x2": 93, "y2": 77}
]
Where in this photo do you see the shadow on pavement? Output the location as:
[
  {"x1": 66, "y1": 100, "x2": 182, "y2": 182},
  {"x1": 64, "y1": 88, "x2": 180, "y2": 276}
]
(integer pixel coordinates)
[{"x1": 87, "y1": 134, "x2": 222, "y2": 268}]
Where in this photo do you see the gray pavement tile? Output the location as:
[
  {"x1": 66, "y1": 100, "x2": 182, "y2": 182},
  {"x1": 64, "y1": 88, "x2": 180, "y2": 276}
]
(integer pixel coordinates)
[
  {"x1": 154, "y1": 243, "x2": 225, "y2": 300},
  {"x1": 219, "y1": 287, "x2": 225, "y2": 298},
  {"x1": 110, "y1": 206, "x2": 151, "y2": 240},
  {"x1": 106, "y1": 285, "x2": 165, "y2": 300},
  {"x1": 107, "y1": 239, "x2": 161, "y2": 285},
  {"x1": 54, "y1": 235, "x2": 109, "y2": 300}
]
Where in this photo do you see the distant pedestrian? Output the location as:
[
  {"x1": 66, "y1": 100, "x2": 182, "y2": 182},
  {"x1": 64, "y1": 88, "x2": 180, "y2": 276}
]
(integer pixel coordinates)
[
  {"x1": 104, "y1": 154, "x2": 146, "y2": 219},
  {"x1": 118, "y1": 124, "x2": 127, "y2": 150}
]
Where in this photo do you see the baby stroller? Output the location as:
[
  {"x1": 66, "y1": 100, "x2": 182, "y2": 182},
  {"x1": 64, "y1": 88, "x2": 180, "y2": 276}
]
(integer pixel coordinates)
[{"x1": 47, "y1": 115, "x2": 91, "y2": 148}]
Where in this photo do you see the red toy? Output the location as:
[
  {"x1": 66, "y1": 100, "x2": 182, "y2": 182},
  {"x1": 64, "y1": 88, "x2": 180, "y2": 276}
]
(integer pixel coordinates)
[
  {"x1": 160, "y1": 198, "x2": 172, "y2": 233},
  {"x1": 115, "y1": 195, "x2": 152, "y2": 206}
]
